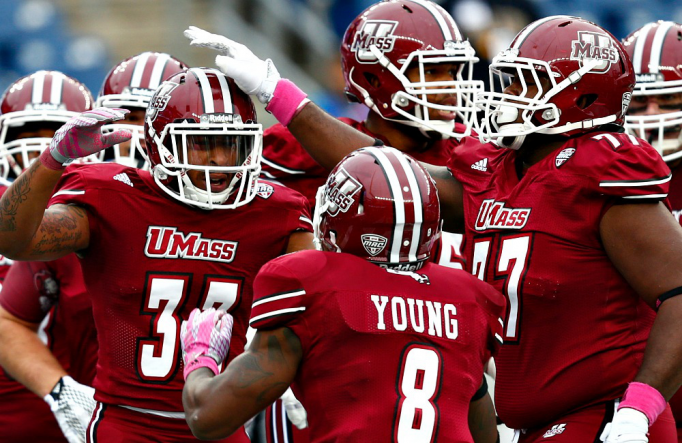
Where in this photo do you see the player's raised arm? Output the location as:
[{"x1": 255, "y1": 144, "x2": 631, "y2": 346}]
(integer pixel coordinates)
[
  {"x1": 0, "y1": 109, "x2": 131, "y2": 261},
  {"x1": 184, "y1": 26, "x2": 376, "y2": 171}
]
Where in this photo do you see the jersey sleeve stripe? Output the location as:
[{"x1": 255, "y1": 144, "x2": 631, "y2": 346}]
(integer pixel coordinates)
[
  {"x1": 599, "y1": 175, "x2": 671, "y2": 187},
  {"x1": 299, "y1": 215, "x2": 313, "y2": 227},
  {"x1": 621, "y1": 193, "x2": 668, "y2": 199},
  {"x1": 250, "y1": 307, "x2": 306, "y2": 327},
  {"x1": 52, "y1": 189, "x2": 85, "y2": 197},
  {"x1": 262, "y1": 157, "x2": 306, "y2": 175},
  {"x1": 252, "y1": 289, "x2": 306, "y2": 308}
]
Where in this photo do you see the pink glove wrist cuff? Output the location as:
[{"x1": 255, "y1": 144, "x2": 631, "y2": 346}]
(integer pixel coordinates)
[
  {"x1": 266, "y1": 79, "x2": 309, "y2": 126},
  {"x1": 39, "y1": 148, "x2": 66, "y2": 171},
  {"x1": 183, "y1": 356, "x2": 220, "y2": 380},
  {"x1": 618, "y1": 382, "x2": 667, "y2": 425}
]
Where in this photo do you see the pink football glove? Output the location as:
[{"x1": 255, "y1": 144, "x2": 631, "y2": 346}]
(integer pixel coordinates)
[
  {"x1": 180, "y1": 308, "x2": 234, "y2": 380},
  {"x1": 40, "y1": 107, "x2": 132, "y2": 170}
]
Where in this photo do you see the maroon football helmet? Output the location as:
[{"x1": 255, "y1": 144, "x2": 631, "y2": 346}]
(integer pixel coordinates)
[
  {"x1": 97, "y1": 52, "x2": 189, "y2": 168},
  {"x1": 0, "y1": 70, "x2": 94, "y2": 181},
  {"x1": 340, "y1": 0, "x2": 482, "y2": 138},
  {"x1": 623, "y1": 21, "x2": 682, "y2": 162},
  {"x1": 476, "y1": 15, "x2": 635, "y2": 149},
  {"x1": 144, "y1": 67, "x2": 263, "y2": 210},
  {"x1": 314, "y1": 146, "x2": 441, "y2": 270}
]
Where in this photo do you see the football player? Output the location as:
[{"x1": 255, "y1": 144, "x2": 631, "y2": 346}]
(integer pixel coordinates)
[
  {"x1": 184, "y1": 0, "x2": 479, "y2": 270},
  {"x1": 96, "y1": 52, "x2": 188, "y2": 169},
  {"x1": 0, "y1": 68, "x2": 319, "y2": 442},
  {"x1": 0, "y1": 70, "x2": 98, "y2": 443},
  {"x1": 202, "y1": 15, "x2": 682, "y2": 443},
  {"x1": 623, "y1": 20, "x2": 682, "y2": 443},
  {"x1": 181, "y1": 147, "x2": 506, "y2": 442}
]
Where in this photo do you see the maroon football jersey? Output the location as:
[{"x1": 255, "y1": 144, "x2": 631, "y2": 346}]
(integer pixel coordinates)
[
  {"x1": 0, "y1": 254, "x2": 95, "y2": 441},
  {"x1": 250, "y1": 250, "x2": 506, "y2": 443},
  {"x1": 262, "y1": 119, "x2": 465, "y2": 269},
  {"x1": 48, "y1": 163, "x2": 312, "y2": 414},
  {"x1": 449, "y1": 132, "x2": 669, "y2": 429}
]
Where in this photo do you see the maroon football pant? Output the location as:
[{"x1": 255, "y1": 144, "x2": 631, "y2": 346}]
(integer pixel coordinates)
[
  {"x1": 86, "y1": 402, "x2": 250, "y2": 443},
  {"x1": 517, "y1": 401, "x2": 676, "y2": 443}
]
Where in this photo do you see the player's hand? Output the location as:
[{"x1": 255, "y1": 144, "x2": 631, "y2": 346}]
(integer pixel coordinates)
[
  {"x1": 281, "y1": 387, "x2": 308, "y2": 429},
  {"x1": 184, "y1": 26, "x2": 280, "y2": 104},
  {"x1": 180, "y1": 307, "x2": 234, "y2": 380},
  {"x1": 43, "y1": 376, "x2": 96, "y2": 443},
  {"x1": 40, "y1": 108, "x2": 131, "y2": 170},
  {"x1": 601, "y1": 408, "x2": 649, "y2": 443}
]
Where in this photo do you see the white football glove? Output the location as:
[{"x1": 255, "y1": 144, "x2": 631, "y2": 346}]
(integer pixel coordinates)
[
  {"x1": 601, "y1": 408, "x2": 649, "y2": 443},
  {"x1": 43, "y1": 376, "x2": 96, "y2": 443},
  {"x1": 281, "y1": 387, "x2": 308, "y2": 430},
  {"x1": 183, "y1": 26, "x2": 280, "y2": 104}
]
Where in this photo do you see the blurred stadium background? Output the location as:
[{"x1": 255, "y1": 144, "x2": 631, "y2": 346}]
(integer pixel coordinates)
[{"x1": 2, "y1": 0, "x2": 682, "y2": 126}]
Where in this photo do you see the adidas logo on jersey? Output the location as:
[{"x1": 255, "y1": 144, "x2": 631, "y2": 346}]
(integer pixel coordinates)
[
  {"x1": 471, "y1": 158, "x2": 488, "y2": 172},
  {"x1": 113, "y1": 173, "x2": 133, "y2": 187},
  {"x1": 542, "y1": 424, "x2": 566, "y2": 438}
]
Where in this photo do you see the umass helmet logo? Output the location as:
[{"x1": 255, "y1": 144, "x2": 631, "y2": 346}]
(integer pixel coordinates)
[
  {"x1": 324, "y1": 167, "x2": 362, "y2": 216},
  {"x1": 146, "y1": 81, "x2": 178, "y2": 122},
  {"x1": 352, "y1": 20, "x2": 398, "y2": 63},
  {"x1": 570, "y1": 31, "x2": 619, "y2": 74}
]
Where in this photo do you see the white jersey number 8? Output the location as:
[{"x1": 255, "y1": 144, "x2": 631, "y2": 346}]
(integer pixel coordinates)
[{"x1": 395, "y1": 345, "x2": 442, "y2": 442}]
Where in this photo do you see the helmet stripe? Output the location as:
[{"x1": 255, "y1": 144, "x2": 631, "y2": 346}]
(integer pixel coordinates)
[
  {"x1": 364, "y1": 147, "x2": 407, "y2": 263},
  {"x1": 512, "y1": 15, "x2": 576, "y2": 50},
  {"x1": 405, "y1": 0, "x2": 458, "y2": 41},
  {"x1": 31, "y1": 70, "x2": 46, "y2": 104},
  {"x1": 632, "y1": 22, "x2": 655, "y2": 74},
  {"x1": 49, "y1": 72, "x2": 64, "y2": 105},
  {"x1": 392, "y1": 148, "x2": 424, "y2": 262},
  {"x1": 190, "y1": 68, "x2": 216, "y2": 113},
  {"x1": 649, "y1": 21, "x2": 675, "y2": 74},
  {"x1": 130, "y1": 52, "x2": 152, "y2": 88},
  {"x1": 148, "y1": 53, "x2": 172, "y2": 90},
  {"x1": 209, "y1": 68, "x2": 232, "y2": 114}
]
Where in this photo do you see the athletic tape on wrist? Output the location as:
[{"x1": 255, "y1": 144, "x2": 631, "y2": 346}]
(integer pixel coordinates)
[
  {"x1": 265, "y1": 79, "x2": 309, "y2": 126},
  {"x1": 618, "y1": 381, "x2": 666, "y2": 425}
]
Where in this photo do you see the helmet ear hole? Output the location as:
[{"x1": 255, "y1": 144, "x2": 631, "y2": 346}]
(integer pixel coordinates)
[
  {"x1": 577, "y1": 94, "x2": 598, "y2": 110},
  {"x1": 364, "y1": 72, "x2": 381, "y2": 89}
]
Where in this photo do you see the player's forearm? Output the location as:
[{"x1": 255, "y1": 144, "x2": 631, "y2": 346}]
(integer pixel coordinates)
[
  {"x1": 634, "y1": 295, "x2": 682, "y2": 400},
  {"x1": 0, "y1": 161, "x2": 63, "y2": 259},
  {"x1": 183, "y1": 368, "x2": 253, "y2": 440},
  {"x1": 287, "y1": 102, "x2": 376, "y2": 170},
  {"x1": 0, "y1": 314, "x2": 66, "y2": 397}
]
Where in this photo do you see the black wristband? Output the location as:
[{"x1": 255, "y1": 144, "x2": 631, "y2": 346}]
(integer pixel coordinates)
[
  {"x1": 471, "y1": 375, "x2": 489, "y2": 401},
  {"x1": 657, "y1": 286, "x2": 682, "y2": 310},
  {"x1": 373, "y1": 138, "x2": 384, "y2": 147}
]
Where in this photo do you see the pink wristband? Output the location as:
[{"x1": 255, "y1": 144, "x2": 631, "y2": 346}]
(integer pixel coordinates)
[
  {"x1": 265, "y1": 79, "x2": 309, "y2": 126},
  {"x1": 618, "y1": 382, "x2": 667, "y2": 425},
  {"x1": 39, "y1": 148, "x2": 66, "y2": 171},
  {"x1": 183, "y1": 356, "x2": 220, "y2": 380}
]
